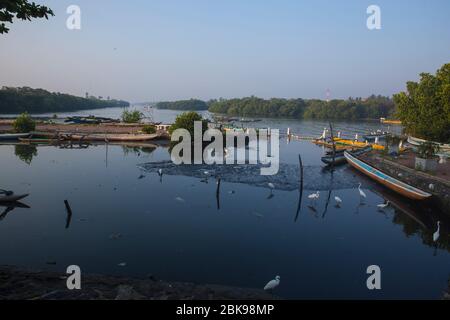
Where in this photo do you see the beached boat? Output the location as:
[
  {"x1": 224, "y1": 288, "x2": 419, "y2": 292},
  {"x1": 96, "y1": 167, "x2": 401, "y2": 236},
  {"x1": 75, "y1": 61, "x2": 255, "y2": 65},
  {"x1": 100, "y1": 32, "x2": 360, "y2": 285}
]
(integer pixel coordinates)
[
  {"x1": 344, "y1": 151, "x2": 432, "y2": 200},
  {"x1": 69, "y1": 133, "x2": 160, "y2": 142},
  {"x1": 321, "y1": 147, "x2": 371, "y2": 166},
  {"x1": 0, "y1": 194, "x2": 29, "y2": 203},
  {"x1": 0, "y1": 133, "x2": 30, "y2": 140},
  {"x1": 407, "y1": 136, "x2": 450, "y2": 152}
]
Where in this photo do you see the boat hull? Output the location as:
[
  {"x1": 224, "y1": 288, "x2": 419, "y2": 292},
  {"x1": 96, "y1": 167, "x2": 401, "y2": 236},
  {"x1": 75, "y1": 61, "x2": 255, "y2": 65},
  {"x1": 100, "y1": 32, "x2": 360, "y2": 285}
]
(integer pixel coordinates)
[
  {"x1": 0, "y1": 133, "x2": 31, "y2": 140},
  {"x1": 344, "y1": 151, "x2": 432, "y2": 200}
]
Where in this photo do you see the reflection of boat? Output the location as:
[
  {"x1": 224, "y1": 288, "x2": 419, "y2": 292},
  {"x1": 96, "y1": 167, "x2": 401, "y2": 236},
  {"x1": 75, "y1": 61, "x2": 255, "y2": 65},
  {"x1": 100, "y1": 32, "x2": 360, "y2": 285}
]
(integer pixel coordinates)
[
  {"x1": 321, "y1": 147, "x2": 371, "y2": 166},
  {"x1": 0, "y1": 201, "x2": 30, "y2": 209},
  {"x1": 0, "y1": 133, "x2": 30, "y2": 140},
  {"x1": 0, "y1": 194, "x2": 29, "y2": 203},
  {"x1": 19, "y1": 138, "x2": 58, "y2": 144},
  {"x1": 344, "y1": 151, "x2": 432, "y2": 200}
]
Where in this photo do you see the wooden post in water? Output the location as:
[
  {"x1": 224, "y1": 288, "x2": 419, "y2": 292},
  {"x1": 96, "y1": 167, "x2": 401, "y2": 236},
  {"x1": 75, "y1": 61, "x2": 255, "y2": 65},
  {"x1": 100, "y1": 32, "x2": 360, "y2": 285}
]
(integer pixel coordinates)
[
  {"x1": 64, "y1": 200, "x2": 73, "y2": 229},
  {"x1": 295, "y1": 154, "x2": 304, "y2": 222},
  {"x1": 216, "y1": 178, "x2": 221, "y2": 210},
  {"x1": 329, "y1": 122, "x2": 336, "y2": 170}
]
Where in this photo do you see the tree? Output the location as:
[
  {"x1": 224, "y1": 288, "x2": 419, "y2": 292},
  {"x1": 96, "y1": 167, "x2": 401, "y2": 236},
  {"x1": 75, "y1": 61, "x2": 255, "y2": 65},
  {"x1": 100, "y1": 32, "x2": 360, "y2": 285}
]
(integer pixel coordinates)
[
  {"x1": 13, "y1": 112, "x2": 35, "y2": 132},
  {"x1": 394, "y1": 63, "x2": 450, "y2": 143},
  {"x1": 121, "y1": 110, "x2": 143, "y2": 123},
  {"x1": 168, "y1": 111, "x2": 207, "y2": 137},
  {"x1": 0, "y1": 0, "x2": 54, "y2": 34}
]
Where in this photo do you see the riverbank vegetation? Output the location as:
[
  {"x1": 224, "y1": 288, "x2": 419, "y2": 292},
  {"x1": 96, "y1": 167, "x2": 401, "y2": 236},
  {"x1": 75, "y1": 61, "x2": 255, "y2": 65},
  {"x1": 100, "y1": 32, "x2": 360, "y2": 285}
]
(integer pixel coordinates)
[
  {"x1": 208, "y1": 95, "x2": 395, "y2": 120},
  {"x1": 13, "y1": 112, "x2": 35, "y2": 132},
  {"x1": 394, "y1": 63, "x2": 450, "y2": 143},
  {"x1": 0, "y1": 87, "x2": 129, "y2": 114},
  {"x1": 156, "y1": 99, "x2": 208, "y2": 111}
]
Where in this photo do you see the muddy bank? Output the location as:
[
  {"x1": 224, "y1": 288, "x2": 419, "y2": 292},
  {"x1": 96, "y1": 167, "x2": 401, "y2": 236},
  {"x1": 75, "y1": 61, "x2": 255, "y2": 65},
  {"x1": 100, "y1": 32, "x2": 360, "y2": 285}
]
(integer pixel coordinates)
[
  {"x1": 0, "y1": 266, "x2": 275, "y2": 300},
  {"x1": 139, "y1": 161, "x2": 364, "y2": 191},
  {"x1": 0, "y1": 123, "x2": 155, "y2": 135}
]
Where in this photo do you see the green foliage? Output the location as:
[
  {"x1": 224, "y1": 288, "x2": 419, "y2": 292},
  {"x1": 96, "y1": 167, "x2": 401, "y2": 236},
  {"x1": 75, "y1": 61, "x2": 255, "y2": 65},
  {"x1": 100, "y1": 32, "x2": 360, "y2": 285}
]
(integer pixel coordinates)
[
  {"x1": 208, "y1": 95, "x2": 394, "y2": 120},
  {"x1": 394, "y1": 63, "x2": 450, "y2": 143},
  {"x1": 13, "y1": 112, "x2": 35, "y2": 132},
  {"x1": 0, "y1": 87, "x2": 129, "y2": 114},
  {"x1": 121, "y1": 110, "x2": 143, "y2": 123},
  {"x1": 142, "y1": 124, "x2": 156, "y2": 134},
  {"x1": 156, "y1": 99, "x2": 208, "y2": 111},
  {"x1": 417, "y1": 142, "x2": 440, "y2": 159},
  {"x1": 169, "y1": 112, "x2": 207, "y2": 137},
  {"x1": 0, "y1": 0, "x2": 54, "y2": 34}
]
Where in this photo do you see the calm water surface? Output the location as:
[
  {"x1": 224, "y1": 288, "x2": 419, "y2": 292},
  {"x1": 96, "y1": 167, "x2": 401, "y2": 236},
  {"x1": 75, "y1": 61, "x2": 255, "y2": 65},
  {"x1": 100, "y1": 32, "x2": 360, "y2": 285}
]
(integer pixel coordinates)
[{"x1": 0, "y1": 108, "x2": 448, "y2": 299}]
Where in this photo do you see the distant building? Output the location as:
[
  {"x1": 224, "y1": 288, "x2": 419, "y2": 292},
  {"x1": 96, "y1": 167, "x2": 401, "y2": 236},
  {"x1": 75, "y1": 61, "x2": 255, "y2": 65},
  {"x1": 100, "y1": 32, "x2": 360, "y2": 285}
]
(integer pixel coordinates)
[{"x1": 156, "y1": 124, "x2": 171, "y2": 132}]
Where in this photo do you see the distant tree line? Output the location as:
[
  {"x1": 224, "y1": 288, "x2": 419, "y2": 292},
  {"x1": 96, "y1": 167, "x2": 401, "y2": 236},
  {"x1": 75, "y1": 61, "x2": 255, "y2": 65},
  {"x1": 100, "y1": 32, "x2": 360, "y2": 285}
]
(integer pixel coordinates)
[
  {"x1": 0, "y1": 87, "x2": 129, "y2": 114},
  {"x1": 208, "y1": 95, "x2": 395, "y2": 120},
  {"x1": 156, "y1": 99, "x2": 208, "y2": 111}
]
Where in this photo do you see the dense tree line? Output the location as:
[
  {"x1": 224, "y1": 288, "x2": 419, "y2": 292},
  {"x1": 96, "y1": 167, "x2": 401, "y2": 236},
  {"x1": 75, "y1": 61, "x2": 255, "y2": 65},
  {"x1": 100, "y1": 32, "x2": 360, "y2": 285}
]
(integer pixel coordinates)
[
  {"x1": 0, "y1": 87, "x2": 129, "y2": 114},
  {"x1": 394, "y1": 63, "x2": 450, "y2": 143},
  {"x1": 156, "y1": 99, "x2": 208, "y2": 111},
  {"x1": 208, "y1": 95, "x2": 395, "y2": 120}
]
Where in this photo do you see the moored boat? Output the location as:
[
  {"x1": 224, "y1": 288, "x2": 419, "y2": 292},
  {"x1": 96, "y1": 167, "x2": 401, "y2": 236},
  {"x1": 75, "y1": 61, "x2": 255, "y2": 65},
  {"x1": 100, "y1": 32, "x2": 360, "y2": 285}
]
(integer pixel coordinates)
[
  {"x1": 0, "y1": 133, "x2": 31, "y2": 140},
  {"x1": 344, "y1": 151, "x2": 432, "y2": 200},
  {"x1": 321, "y1": 147, "x2": 371, "y2": 166}
]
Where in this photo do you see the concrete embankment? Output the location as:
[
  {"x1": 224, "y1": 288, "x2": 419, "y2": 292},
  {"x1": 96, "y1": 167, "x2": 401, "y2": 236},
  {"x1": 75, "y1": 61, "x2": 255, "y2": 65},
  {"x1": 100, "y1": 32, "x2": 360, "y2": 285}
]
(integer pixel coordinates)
[{"x1": 360, "y1": 151, "x2": 450, "y2": 216}]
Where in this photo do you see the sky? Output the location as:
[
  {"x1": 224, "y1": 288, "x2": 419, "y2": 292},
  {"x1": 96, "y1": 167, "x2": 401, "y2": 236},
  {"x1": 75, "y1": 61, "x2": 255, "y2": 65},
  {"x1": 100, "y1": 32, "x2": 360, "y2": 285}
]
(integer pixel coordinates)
[{"x1": 0, "y1": 0, "x2": 449, "y2": 102}]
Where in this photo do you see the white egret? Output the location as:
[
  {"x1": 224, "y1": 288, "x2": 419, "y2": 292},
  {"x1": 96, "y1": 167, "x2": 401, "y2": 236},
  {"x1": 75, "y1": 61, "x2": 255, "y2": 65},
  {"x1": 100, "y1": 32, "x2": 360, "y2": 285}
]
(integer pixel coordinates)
[
  {"x1": 158, "y1": 169, "x2": 163, "y2": 177},
  {"x1": 264, "y1": 276, "x2": 280, "y2": 292},
  {"x1": 268, "y1": 182, "x2": 275, "y2": 190},
  {"x1": 377, "y1": 201, "x2": 390, "y2": 209},
  {"x1": 334, "y1": 196, "x2": 342, "y2": 206},
  {"x1": 433, "y1": 221, "x2": 441, "y2": 242},
  {"x1": 358, "y1": 183, "x2": 366, "y2": 200},
  {"x1": 308, "y1": 191, "x2": 320, "y2": 203}
]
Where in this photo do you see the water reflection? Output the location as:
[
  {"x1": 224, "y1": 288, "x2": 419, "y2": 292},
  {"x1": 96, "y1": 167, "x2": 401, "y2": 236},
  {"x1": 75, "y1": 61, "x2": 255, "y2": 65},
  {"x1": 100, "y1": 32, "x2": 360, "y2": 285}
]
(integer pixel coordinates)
[
  {"x1": 0, "y1": 202, "x2": 30, "y2": 221},
  {"x1": 14, "y1": 145, "x2": 37, "y2": 165}
]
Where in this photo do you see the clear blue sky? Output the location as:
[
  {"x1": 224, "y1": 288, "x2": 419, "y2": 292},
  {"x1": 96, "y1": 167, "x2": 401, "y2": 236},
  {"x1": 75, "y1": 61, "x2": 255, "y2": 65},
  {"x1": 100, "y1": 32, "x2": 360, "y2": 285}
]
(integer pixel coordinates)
[{"x1": 0, "y1": 0, "x2": 449, "y2": 102}]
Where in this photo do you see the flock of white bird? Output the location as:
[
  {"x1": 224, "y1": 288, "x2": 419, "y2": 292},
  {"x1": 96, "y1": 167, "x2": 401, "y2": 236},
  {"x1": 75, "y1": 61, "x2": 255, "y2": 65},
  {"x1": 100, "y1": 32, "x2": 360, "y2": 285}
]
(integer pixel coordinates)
[{"x1": 160, "y1": 169, "x2": 443, "y2": 294}]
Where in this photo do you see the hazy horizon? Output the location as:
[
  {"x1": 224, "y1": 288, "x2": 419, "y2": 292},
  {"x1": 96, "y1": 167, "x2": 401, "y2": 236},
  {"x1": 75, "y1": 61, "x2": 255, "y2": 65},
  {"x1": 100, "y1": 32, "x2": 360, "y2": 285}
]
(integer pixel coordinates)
[{"x1": 1, "y1": 0, "x2": 449, "y2": 102}]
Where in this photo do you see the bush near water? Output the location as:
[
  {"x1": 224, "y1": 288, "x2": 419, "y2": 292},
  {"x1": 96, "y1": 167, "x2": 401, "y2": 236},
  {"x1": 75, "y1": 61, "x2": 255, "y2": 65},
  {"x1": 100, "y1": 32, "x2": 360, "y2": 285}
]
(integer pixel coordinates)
[{"x1": 13, "y1": 112, "x2": 35, "y2": 133}]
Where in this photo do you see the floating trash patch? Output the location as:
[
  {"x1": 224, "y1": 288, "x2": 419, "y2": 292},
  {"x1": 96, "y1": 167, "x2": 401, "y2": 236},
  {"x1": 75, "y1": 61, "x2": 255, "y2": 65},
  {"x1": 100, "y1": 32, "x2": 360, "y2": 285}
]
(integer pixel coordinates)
[{"x1": 138, "y1": 161, "x2": 362, "y2": 191}]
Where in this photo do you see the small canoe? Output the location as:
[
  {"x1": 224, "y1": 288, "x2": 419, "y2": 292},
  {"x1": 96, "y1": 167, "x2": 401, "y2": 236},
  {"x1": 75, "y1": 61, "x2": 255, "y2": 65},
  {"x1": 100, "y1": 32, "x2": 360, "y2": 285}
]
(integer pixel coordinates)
[
  {"x1": 334, "y1": 138, "x2": 386, "y2": 151},
  {"x1": 69, "y1": 134, "x2": 160, "y2": 142},
  {"x1": 344, "y1": 151, "x2": 432, "y2": 200},
  {"x1": 321, "y1": 147, "x2": 371, "y2": 166},
  {"x1": 0, "y1": 133, "x2": 31, "y2": 140},
  {"x1": 0, "y1": 194, "x2": 29, "y2": 203},
  {"x1": 19, "y1": 138, "x2": 58, "y2": 144}
]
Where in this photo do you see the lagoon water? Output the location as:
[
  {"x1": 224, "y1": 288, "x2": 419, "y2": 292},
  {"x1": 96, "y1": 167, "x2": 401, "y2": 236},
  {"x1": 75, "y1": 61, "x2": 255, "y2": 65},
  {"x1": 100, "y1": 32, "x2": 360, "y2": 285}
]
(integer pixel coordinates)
[{"x1": 0, "y1": 107, "x2": 449, "y2": 299}]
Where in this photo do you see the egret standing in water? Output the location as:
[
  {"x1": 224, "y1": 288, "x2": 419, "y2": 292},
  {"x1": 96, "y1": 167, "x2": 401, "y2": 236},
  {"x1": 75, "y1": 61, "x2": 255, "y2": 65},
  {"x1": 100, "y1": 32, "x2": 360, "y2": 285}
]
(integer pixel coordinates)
[
  {"x1": 264, "y1": 275, "x2": 280, "y2": 293},
  {"x1": 308, "y1": 191, "x2": 320, "y2": 205},
  {"x1": 334, "y1": 196, "x2": 342, "y2": 207},
  {"x1": 157, "y1": 169, "x2": 163, "y2": 182},
  {"x1": 377, "y1": 201, "x2": 390, "y2": 209},
  {"x1": 358, "y1": 183, "x2": 366, "y2": 202},
  {"x1": 433, "y1": 221, "x2": 441, "y2": 242}
]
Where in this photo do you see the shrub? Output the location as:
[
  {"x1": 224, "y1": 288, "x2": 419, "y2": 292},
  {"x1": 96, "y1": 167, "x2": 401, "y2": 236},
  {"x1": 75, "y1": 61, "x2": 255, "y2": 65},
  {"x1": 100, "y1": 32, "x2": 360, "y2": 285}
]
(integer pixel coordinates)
[
  {"x1": 121, "y1": 110, "x2": 143, "y2": 123},
  {"x1": 142, "y1": 124, "x2": 156, "y2": 134},
  {"x1": 13, "y1": 112, "x2": 36, "y2": 133},
  {"x1": 168, "y1": 111, "x2": 208, "y2": 137},
  {"x1": 417, "y1": 142, "x2": 440, "y2": 159}
]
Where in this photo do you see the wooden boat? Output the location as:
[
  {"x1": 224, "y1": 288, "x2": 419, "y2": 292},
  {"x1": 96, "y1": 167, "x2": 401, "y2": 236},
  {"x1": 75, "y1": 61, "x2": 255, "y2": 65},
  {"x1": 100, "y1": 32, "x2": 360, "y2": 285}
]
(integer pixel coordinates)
[
  {"x1": 334, "y1": 138, "x2": 386, "y2": 151},
  {"x1": 0, "y1": 133, "x2": 30, "y2": 140},
  {"x1": 363, "y1": 131, "x2": 388, "y2": 142},
  {"x1": 19, "y1": 138, "x2": 58, "y2": 144},
  {"x1": 380, "y1": 118, "x2": 402, "y2": 125},
  {"x1": 69, "y1": 133, "x2": 160, "y2": 142},
  {"x1": 321, "y1": 147, "x2": 371, "y2": 166},
  {"x1": 344, "y1": 151, "x2": 432, "y2": 200},
  {"x1": 407, "y1": 136, "x2": 450, "y2": 152},
  {"x1": 0, "y1": 194, "x2": 29, "y2": 203}
]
